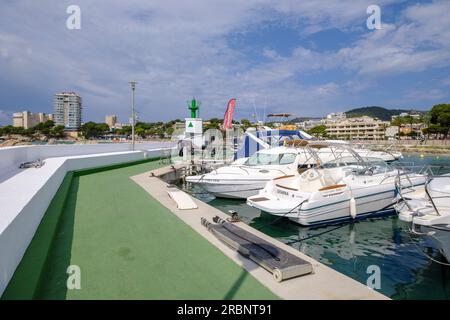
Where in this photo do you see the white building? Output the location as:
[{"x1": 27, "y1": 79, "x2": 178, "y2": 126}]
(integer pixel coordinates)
[
  {"x1": 105, "y1": 115, "x2": 117, "y2": 128},
  {"x1": 13, "y1": 111, "x2": 53, "y2": 129},
  {"x1": 326, "y1": 112, "x2": 346, "y2": 121},
  {"x1": 385, "y1": 126, "x2": 399, "y2": 138},
  {"x1": 325, "y1": 116, "x2": 389, "y2": 140},
  {"x1": 391, "y1": 112, "x2": 422, "y2": 121},
  {"x1": 53, "y1": 92, "x2": 82, "y2": 130},
  {"x1": 297, "y1": 119, "x2": 324, "y2": 130}
]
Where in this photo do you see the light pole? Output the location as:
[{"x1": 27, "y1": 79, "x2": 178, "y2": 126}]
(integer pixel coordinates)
[{"x1": 129, "y1": 80, "x2": 137, "y2": 151}]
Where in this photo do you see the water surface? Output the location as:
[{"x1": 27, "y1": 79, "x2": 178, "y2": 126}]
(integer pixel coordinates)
[{"x1": 181, "y1": 154, "x2": 450, "y2": 299}]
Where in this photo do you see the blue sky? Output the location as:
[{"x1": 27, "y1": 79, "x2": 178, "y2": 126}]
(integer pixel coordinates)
[{"x1": 1, "y1": 0, "x2": 450, "y2": 125}]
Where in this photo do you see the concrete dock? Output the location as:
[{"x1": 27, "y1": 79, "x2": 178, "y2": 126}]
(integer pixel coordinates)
[{"x1": 132, "y1": 165, "x2": 389, "y2": 300}]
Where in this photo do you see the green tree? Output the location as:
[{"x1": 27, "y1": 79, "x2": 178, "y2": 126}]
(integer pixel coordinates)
[
  {"x1": 429, "y1": 104, "x2": 450, "y2": 138},
  {"x1": 81, "y1": 122, "x2": 110, "y2": 139},
  {"x1": 31, "y1": 120, "x2": 55, "y2": 135},
  {"x1": 307, "y1": 125, "x2": 328, "y2": 138},
  {"x1": 23, "y1": 128, "x2": 35, "y2": 137},
  {"x1": 438, "y1": 112, "x2": 450, "y2": 127},
  {"x1": 430, "y1": 104, "x2": 450, "y2": 124},
  {"x1": 166, "y1": 126, "x2": 174, "y2": 136},
  {"x1": 135, "y1": 127, "x2": 145, "y2": 137},
  {"x1": 117, "y1": 125, "x2": 132, "y2": 135},
  {"x1": 240, "y1": 119, "x2": 252, "y2": 131},
  {"x1": 203, "y1": 122, "x2": 221, "y2": 132},
  {"x1": 49, "y1": 125, "x2": 66, "y2": 139}
]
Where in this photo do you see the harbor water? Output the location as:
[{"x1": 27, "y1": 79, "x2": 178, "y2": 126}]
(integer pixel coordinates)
[{"x1": 180, "y1": 154, "x2": 450, "y2": 299}]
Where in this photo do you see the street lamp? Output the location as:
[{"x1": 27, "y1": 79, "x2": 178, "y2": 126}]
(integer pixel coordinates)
[{"x1": 129, "y1": 80, "x2": 137, "y2": 151}]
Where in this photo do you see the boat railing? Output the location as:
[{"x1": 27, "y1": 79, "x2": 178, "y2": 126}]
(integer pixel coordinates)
[
  {"x1": 391, "y1": 170, "x2": 415, "y2": 192},
  {"x1": 382, "y1": 143, "x2": 402, "y2": 154},
  {"x1": 353, "y1": 141, "x2": 401, "y2": 155},
  {"x1": 424, "y1": 177, "x2": 441, "y2": 216},
  {"x1": 371, "y1": 143, "x2": 400, "y2": 159},
  {"x1": 393, "y1": 162, "x2": 425, "y2": 210},
  {"x1": 395, "y1": 174, "x2": 413, "y2": 212},
  {"x1": 395, "y1": 165, "x2": 450, "y2": 216}
]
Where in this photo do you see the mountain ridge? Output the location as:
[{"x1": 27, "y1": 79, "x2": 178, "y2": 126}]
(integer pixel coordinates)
[{"x1": 345, "y1": 106, "x2": 425, "y2": 121}]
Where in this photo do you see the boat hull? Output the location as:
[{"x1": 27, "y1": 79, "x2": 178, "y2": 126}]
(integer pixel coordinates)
[
  {"x1": 250, "y1": 188, "x2": 398, "y2": 226},
  {"x1": 294, "y1": 189, "x2": 397, "y2": 226},
  {"x1": 248, "y1": 176, "x2": 426, "y2": 226},
  {"x1": 421, "y1": 225, "x2": 450, "y2": 263},
  {"x1": 188, "y1": 178, "x2": 270, "y2": 199}
]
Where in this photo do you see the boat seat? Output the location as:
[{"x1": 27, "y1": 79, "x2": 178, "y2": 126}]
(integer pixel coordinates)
[
  {"x1": 320, "y1": 168, "x2": 344, "y2": 188},
  {"x1": 299, "y1": 169, "x2": 324, "y2": 192},
  {"x1": 275, "y1": 176, "x2": 300, "y2": 191}
]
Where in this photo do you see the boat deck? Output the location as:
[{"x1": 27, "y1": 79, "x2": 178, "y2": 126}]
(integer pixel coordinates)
[{"x1": 2, "y1": 160, "x2": 277, "y2": 299}]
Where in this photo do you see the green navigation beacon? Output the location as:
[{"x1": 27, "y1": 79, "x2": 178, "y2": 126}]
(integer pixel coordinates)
[
  {"x1": 184, "y1": 97, "x2": 203, "y2": 150},
  {"x1": 188, "y1": 98, "x2": 199, "y2": 118}
]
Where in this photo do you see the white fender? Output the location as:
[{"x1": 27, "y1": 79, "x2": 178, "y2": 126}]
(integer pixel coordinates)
[{"x1": 350, "y1": 197, "x2": 357, "y2": 219}]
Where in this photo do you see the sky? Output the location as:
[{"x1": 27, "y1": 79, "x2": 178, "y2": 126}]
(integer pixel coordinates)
[{"x1": 1, "y1": 0, "x2": 450, "y2": 125}]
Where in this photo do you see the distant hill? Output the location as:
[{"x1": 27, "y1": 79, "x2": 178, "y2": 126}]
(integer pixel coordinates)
[
  {"x1": 345, "y1": 106, "x2": 425, "y2": 121},
  {"x1": 290, "y1": 117, "x2": 322, "y2": 123}
]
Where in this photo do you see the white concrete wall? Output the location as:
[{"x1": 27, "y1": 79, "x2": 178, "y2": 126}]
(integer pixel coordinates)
[
  {"x1": 0, "y1": 148, "x2": 166, "y2": 297},
  {"x1": 0, "y1": 142, "x2": 173, "y2": 177}
]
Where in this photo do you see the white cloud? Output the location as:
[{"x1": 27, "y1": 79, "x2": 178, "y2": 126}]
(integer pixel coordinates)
[
  {"x1": 402, "y1": 0, "x2": 450, "y2": 47},
  {"x1": 0, "y1": 0, "x2": 449, "y2": 121},
  {"x1": 261, "y1": 1, "x2": 450, "y2": 78},
  {"x1": 270, "y1": 0, "x2": 397, "y2": 33}
]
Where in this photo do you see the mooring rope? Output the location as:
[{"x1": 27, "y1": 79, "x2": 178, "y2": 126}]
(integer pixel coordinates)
[{"x1": 406, "y1": 227, "x2": 450, "y2": 267}]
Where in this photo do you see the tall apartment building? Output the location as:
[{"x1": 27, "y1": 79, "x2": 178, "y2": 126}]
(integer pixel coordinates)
[
  {"x1": 12, "y1": 111, "x2": 53, "y2": 129},
  {"x1": 325, "y1": 116, "x2": 389, "y2": 140},
  {"x1": 53, "y1": 92, "x2": 82, "y2": 130},
  {"x1": 105, "y1": 115, "x2": 117, "y2": 128}
]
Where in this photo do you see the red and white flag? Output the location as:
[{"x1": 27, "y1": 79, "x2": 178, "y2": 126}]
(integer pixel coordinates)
[{"x1": 222, "y1": 98, "x2": 236, "y2": 129}]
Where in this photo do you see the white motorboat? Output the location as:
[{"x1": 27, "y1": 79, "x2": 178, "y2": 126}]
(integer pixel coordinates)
[
  {"x1": 186, "y1": 139, "x2": 403, "y2": 199},
  {"x1": 353, "y1": 147, "x2": 401, "y2": 162},
  {"x1": 395, "y1": 174, "x2": 450, "y2": 262},
  {"x1": 185, "y1": 144, "x2": 317, "y2": 199},
  {"x1": 247, "y1": 143, "x2": 426, "y2": 226},
  {"x1": 325, "y1": 140, "x2": 402, "y2": 162}
]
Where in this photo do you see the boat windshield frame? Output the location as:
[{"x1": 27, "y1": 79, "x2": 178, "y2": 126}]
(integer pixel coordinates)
[
  {"x1": 318, "y1": 156, "x2": 393, "y2": 175},
  {"x1": 244, "y1": 151, "x2": 298, "y2": 166},
  {"x1": 284, "y1": 140, "x2": 369, "y2": 168}
]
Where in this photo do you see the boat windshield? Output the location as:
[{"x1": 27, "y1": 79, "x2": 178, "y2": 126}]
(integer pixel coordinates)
[
  {"x1": 245, "y1": 152, "x2": 297, "y2": 166},
  {"x1": 319, "y1": 156, "x2": 392, "y2": 175}
]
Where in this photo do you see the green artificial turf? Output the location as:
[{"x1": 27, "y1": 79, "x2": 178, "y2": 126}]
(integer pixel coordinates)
[{"x1": 2, "y1": 160, "x2": 278, "y2": 300}]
